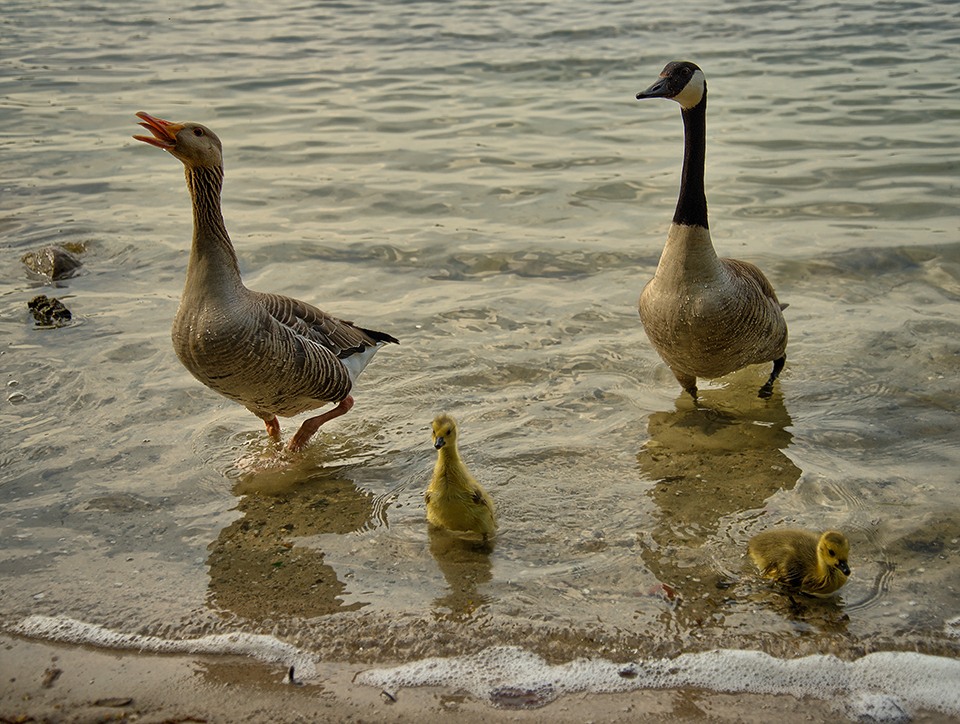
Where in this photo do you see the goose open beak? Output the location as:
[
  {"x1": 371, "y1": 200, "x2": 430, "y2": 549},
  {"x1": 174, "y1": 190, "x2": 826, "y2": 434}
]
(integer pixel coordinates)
[
  {"x1": 133, "y1": 111, "x2": 184, "y2": 149},
  {"x1": 434, "y1": 436, "x2": 446, "y2": 450},
  {"x1": 636, "y1": 77, "x2": 673, "y2": 100}
]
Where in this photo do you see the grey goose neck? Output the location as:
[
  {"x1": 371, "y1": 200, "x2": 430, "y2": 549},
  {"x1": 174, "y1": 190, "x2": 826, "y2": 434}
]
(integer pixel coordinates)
[{"x1": 184, "y1": 164, "x2": 242, "y2": 281}]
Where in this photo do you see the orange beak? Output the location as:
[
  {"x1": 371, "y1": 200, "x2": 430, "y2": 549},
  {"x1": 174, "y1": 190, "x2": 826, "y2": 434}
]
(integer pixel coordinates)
[{"x1": 133, "y1": 111, "x2": 185, "y2": 150}]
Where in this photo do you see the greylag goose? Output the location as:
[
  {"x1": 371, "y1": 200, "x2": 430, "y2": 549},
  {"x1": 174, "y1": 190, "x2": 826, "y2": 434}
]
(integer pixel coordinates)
[
  {"x1": 748, "y1": 529, "x2": 851, "y2": 596},
  {"x1": 636, "y1": 62, "x2": 788, "y2": 399},
  {"x1": 426, "y1": 414, "x2": 497, "y2": 537},
  {"x1": 134, "y1": 112, "x2": 398, "y2": 452}
]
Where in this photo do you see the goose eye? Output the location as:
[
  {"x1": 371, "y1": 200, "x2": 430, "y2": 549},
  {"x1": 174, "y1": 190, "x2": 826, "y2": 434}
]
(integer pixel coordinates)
[
  {"x1": 827, "y1": 549, "x2": 835, "y2": 557},
  {"x1": 193, "y1": 128, "x2": 204, "y2": 137}
]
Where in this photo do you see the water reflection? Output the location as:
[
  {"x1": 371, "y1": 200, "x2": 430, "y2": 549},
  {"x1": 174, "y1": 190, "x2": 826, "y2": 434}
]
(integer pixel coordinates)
[
  {"x1": 206, "y1": 466, "x2": 375, "y2": 621},
  {"x1": 745, "y1": 586, "x2": 852, "y2": 638},
  {"x1": 639, "y1": 387, "x2": 800, "y2": 543},
  {"x1": 428, "y1": 527, "x2": 495, "y2": 617},
  {"x1": 635, "y1": 386, "x2": 804, "y2": 643}
]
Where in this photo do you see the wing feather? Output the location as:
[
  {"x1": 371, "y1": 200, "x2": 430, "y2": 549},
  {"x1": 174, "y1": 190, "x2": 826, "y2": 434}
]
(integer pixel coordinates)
[{"x1": 256, "y1": 292, "x2": 398, "y2": 359}]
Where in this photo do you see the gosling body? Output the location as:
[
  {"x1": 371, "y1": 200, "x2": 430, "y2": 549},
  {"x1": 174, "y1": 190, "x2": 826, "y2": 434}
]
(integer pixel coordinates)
[
  {"x1": 749, "y1": 529, "x2": 851, "y2": 596},
  {"x1": 426, "y1": 415, "x2": 496, "y2": 537},
  {"x1": 636, "y1": 61, "x2": 788, "y2": 399},
  {"x1": 134, "y1": 112, "x2": 397, "y2": 451}
]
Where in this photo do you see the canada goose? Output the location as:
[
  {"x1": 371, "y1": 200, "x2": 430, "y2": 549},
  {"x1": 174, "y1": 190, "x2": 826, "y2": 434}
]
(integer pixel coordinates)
[
  {"x1": 748, "y1": 529, "x2": 851, "y2": 596},
  {"x1": 636, "y1": 62, "x2": 788, "y2": 399},
  {"x1": 426, "y1": 414, "x2": 497, "y2": 537},
  {"x1": 133, "y1": 112, "x2": 398, "y2": 452}
]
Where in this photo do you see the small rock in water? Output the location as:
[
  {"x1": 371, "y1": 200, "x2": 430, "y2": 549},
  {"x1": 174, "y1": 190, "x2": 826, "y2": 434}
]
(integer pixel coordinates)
[
  {"x1": 21, "y1": 245, "x2": 84, "y2": 280},
  {"x1": 28, "y1": 295, "x2": 72, "y2": 326}
]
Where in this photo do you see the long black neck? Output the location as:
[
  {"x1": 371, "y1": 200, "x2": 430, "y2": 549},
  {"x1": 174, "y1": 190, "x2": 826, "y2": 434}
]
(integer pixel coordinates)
[{"x1": 673, "y1": 91, "x2": 709, "y2": 229}]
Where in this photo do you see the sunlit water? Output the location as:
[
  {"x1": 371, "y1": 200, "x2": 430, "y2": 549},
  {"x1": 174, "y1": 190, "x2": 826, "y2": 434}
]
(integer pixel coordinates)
[{"x1": 2, "y1": 0, "x2": 960, "y2": 714}]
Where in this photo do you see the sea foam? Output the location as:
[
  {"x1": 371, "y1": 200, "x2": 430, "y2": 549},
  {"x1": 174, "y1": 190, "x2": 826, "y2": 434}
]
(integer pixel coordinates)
[
  {"x1": 12, "y1": 615, "x2": 960, "y2": 722},
  {"x1": 14, "y1": 615, "x2": 316, "y2": 679},
  {"x1": 356, "y1": 645, "x2": 960, "y2": 722}
]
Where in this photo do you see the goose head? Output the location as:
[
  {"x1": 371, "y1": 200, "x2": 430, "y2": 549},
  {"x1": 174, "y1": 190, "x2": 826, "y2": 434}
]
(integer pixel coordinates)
[
  {"x1": 818, "y1": 530, "x2": 851, "y2": 577},
  {"x1": 432, "y1": 414, "x2": 458, "y2": 450},
  {"x1": 134, "y1": 111, "x2": 223, "y2": 169},
  {"x1": 636, "y1": 61, "x2": 706, "y2": 110}
]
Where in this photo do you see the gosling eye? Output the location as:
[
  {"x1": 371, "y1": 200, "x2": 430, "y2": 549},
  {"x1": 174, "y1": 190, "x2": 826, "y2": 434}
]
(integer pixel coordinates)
[
  {"x1": 193, "y1": 128, "x2": 204, "y2": 137},
  {"x1": 827, "y1": 549, "x2": 835, "y2": 557}
]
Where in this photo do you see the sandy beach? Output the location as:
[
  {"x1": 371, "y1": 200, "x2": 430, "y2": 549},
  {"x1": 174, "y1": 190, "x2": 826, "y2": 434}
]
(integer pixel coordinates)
[{"x1": 5, "y1": 633, "x2": 959, "y2": 724}]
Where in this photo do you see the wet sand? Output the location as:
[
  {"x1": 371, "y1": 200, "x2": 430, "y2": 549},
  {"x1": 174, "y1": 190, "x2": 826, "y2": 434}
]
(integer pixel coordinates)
[{"x1": 4, "y1": 634, "x2": 958, "y2": 724}]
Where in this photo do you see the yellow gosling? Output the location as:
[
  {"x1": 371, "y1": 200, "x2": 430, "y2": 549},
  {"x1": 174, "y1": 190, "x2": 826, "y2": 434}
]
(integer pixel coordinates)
[
  {"x1": 749, "y1": 529, "x2": 850, "y2": 596},
  {"x1": 426, "y1": 415, "x2": 496, "y2": 537}
]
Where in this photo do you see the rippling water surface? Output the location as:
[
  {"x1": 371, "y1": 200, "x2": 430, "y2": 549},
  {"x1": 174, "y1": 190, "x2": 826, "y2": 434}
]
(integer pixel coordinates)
[{"x1": 2, "y1": 0, "x2": 960, "y2": 710}]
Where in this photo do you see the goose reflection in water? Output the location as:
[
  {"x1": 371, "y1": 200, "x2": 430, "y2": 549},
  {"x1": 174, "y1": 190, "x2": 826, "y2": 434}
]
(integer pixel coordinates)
[
  {"x1": 428, "y1": 527, "x2": 495, "y2": 618},
  {"x1": 205, "y1": 468, "x2": 375, "y2": 621},
  {"x1": 634, "y1": 387, "x2": 819, "y2": 642}
]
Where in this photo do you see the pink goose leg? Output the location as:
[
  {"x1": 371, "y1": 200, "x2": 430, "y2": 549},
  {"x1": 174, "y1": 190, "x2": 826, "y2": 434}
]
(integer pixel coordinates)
[{"x1": 288, "y1": 396, "x2": 355, "y2": 452}]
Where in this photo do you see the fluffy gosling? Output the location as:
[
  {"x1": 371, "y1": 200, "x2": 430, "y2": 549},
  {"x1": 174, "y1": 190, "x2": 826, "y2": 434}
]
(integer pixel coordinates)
[
  {"x1": 748, "y1": 529, "x2": 850, "y2": 596},
  {"x1": 426, "y1": 414, "x2": 497, "y2": 537}
]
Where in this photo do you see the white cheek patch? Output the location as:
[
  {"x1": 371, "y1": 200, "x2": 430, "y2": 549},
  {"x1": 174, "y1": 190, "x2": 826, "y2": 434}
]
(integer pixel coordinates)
[{"x1": 673, "y1": 69, "x2": 706, "y2": 109}]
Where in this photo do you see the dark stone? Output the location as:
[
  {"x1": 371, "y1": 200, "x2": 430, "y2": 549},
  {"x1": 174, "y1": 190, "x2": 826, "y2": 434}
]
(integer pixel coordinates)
[
  {"x1": 21, "y1": 245, "x2": 84, "y2": 280},
  {"x1": 27, "y1": 294, "x2": 72, "y2": 326}
]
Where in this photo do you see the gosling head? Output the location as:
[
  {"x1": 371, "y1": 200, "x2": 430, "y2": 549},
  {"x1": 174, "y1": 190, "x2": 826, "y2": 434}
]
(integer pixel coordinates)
[
  {"x1": 636, "y1": 61, "x2": 706, "y2": 110},
  {"x1": 431, "y1": 414, "x2": 458, "y2": 450},
  {"x1": 134, "y1": 112, "x2": 223, "y2": 169},
  {"x1": 819, "y1": 531, "x2": 851, "y2": 577}
]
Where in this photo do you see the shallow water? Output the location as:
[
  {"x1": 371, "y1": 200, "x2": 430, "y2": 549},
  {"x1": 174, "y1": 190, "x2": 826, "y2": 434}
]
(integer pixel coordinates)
[{"x1": 2, "y1": 0, "x2": 960, "y2": 714}]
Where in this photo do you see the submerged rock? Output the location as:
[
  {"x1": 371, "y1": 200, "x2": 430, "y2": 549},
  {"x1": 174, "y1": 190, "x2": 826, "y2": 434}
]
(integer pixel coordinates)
[
  {"x1": 21, "y1": 245, "x2": 84, "y2": 280},
  {"x1": 27, "y1": 295, "x2": 72, "y2": 326}
]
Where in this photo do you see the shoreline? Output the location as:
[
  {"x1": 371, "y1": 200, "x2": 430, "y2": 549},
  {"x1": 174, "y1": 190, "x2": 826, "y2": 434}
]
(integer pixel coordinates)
[{"x1": 4, "y1": 634, "x2": 958, "y2": 724}]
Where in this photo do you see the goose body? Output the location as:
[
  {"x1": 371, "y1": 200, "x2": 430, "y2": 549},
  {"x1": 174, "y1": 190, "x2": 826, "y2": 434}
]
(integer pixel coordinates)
[
  {"x1": 426, "y1": 415, "x2": 497, "y2": 537},
  {"x1": 748, "y1": 529, "x2": 851, "y2": 596},
  {"x1": 134, "y1": 112, "x2": 398, "y2": 451},
  {"x1": 636, "y1": 62, "x2": 788, "y2": 399}
]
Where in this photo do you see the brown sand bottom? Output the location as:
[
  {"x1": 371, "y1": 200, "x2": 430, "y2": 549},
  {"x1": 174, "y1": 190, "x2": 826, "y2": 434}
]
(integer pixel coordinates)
[{"x1": 3, "y1": 634, "x2": 958, "y2": 724}]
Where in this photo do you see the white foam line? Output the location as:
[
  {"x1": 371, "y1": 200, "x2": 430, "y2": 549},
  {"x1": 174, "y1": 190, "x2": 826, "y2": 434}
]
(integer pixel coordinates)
[
  {"x1": 13, "y1": 615, "x2": 316, "y2": 679},
  {"x1": 356, "y1": 646, "x2": 960, "y2": 722}
]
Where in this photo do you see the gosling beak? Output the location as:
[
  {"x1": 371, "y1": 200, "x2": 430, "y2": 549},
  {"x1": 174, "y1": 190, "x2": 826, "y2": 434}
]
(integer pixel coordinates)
[
  {"x1": 434, "y1": 436, "x2": 445, "y2": 450},
  {"x1": 133, "y1": 111, "x2": 184, "y2": 150},
  {"x1": 838, "y1": 560, "x2": 851, "y2": 576},
  {"x1": 636, "y1": 76, "x2": 673, "y2": 100}
]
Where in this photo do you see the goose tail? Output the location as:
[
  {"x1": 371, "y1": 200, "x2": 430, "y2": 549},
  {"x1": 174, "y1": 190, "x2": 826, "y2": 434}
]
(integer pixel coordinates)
[{"x1": 339, "y1": 331, "x2": 398, "y2": 385}]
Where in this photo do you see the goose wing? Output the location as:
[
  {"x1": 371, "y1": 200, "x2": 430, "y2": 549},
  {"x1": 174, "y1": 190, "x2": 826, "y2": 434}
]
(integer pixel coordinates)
[
  {"x1": 256, "y1": 292, "x2": 398, "y2": 359},
  {"x1": 722, "y1": 258, "x2": 785, "y2": 308}
]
